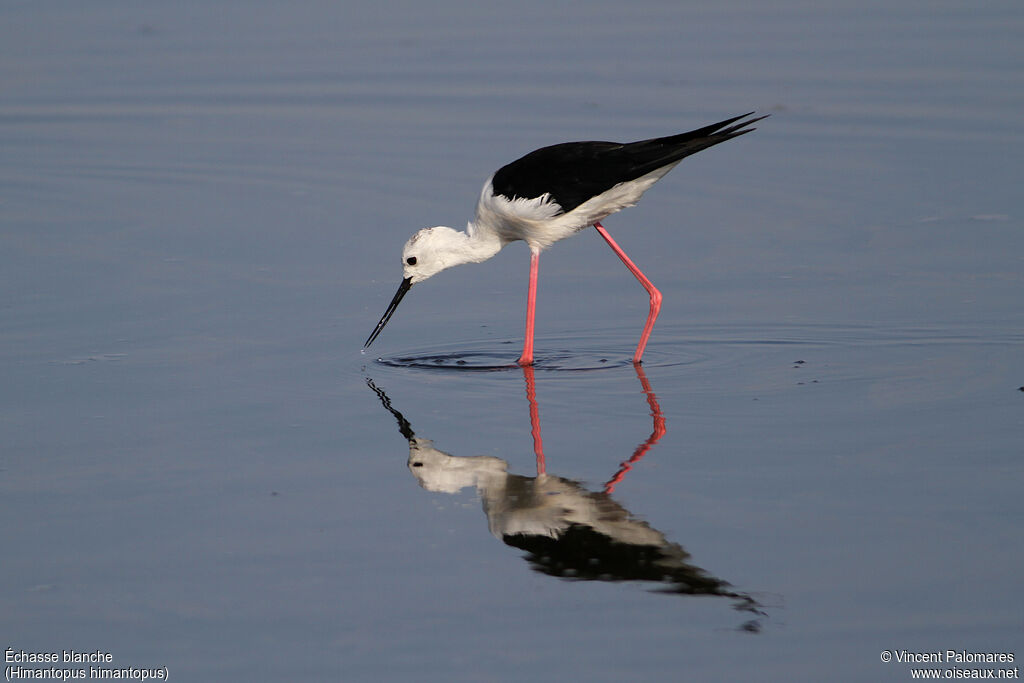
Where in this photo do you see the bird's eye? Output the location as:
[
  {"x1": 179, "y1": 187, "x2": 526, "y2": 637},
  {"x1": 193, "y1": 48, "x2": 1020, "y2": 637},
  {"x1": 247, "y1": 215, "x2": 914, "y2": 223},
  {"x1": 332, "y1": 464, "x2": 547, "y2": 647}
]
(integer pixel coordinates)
[
  {"x1": 406, "y1": 256, "x2": 417, "y2": 266},
  {"x1": 411, "y1": 462, "x2": 423, "y2": 467}
]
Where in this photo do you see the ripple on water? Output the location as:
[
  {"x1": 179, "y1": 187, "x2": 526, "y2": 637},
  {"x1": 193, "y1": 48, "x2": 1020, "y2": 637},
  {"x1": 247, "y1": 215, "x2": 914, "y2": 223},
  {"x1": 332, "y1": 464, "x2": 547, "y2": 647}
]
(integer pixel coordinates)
[
  {"x1": 365, "y1": 321, "x2": 1024, "y2": 377},
  {"x1": 371, "y1": 340, "x2": 706, "y2": 373}
]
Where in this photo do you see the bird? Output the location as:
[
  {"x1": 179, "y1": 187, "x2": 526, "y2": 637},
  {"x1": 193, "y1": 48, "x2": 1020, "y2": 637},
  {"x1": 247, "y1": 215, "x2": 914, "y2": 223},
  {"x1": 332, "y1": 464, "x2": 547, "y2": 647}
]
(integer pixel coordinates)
[{"x1": 363, "y1": 112, "x2": 766, "y2": 365}]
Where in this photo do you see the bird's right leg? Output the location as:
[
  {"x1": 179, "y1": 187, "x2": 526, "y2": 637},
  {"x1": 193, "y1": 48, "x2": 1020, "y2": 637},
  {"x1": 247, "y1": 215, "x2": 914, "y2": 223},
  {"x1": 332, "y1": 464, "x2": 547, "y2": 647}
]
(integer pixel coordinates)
[
  {"x1": 594, "y1": 222, "x2": 662, "y2": 364},
  {"x1": 516, "y1": 249, "x2": 540, "y2": 366}
]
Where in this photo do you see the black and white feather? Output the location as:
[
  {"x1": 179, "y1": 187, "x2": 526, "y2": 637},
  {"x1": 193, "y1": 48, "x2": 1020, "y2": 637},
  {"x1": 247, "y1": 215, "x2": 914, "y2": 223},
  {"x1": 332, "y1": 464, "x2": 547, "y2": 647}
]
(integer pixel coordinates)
[{"x1": 474, "y1": 112, "x2": 766, "y2": 249}]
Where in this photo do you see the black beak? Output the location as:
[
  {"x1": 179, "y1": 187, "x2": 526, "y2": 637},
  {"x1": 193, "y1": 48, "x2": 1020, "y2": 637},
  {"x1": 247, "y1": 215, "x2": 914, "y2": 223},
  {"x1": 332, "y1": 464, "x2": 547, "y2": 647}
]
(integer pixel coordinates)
[{"x1": 364, "y1": 276, "x2": 412, "y2": 348}]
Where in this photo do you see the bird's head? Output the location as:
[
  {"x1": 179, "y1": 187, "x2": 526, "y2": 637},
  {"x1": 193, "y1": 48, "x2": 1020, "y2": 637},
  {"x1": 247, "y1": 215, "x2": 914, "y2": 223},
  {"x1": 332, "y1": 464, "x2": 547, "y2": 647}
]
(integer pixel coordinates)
[
  {"x1": 364, "y1": 226, "x2": 466, "y2": 349},
  {"x1": 400, "y1": 226, "x2": 464, "y2": 284}
]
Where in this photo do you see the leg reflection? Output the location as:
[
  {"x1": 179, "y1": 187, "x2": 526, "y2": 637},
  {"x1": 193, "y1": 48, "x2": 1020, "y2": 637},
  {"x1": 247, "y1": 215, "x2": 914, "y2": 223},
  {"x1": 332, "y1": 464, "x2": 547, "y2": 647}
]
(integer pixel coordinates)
[
  {"x1": 520, "y1": 362, "x2": 665, "y2": 492},
  {"x1": 603, "y1": 363, "x2": 666, "y2": 494}
]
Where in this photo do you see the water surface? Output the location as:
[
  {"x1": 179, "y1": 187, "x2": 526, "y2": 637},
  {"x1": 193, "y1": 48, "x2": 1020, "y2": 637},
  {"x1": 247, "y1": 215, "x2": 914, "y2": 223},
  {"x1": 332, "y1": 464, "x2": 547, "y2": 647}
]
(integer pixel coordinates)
[{"x1": 2, "y1": 1, "x2": 1022, "y2": 681}]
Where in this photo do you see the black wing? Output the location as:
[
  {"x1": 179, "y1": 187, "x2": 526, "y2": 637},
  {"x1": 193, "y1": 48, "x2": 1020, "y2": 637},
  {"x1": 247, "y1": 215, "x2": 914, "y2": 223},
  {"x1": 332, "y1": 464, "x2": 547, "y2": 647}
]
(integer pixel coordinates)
[{"x1": 490, "y1": 112, "x2": 766, "y2": 214}]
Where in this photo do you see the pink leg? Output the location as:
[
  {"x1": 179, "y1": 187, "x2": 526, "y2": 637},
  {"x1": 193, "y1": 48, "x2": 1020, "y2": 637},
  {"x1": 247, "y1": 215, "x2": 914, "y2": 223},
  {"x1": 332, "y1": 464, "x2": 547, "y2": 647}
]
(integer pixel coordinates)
[
  {"x1": 517, "y1": 249, "x2": 540, "y2": 366},
  {"x1": 593, "y1": 222, "x2": 662, "y2": 364}
]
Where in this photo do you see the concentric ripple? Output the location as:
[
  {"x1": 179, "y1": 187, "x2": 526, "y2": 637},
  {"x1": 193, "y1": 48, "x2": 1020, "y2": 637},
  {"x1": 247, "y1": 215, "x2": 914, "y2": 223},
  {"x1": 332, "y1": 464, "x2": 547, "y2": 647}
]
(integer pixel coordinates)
[{"x1": 370, "y1": 339, "x2": 704, "y2": 373}]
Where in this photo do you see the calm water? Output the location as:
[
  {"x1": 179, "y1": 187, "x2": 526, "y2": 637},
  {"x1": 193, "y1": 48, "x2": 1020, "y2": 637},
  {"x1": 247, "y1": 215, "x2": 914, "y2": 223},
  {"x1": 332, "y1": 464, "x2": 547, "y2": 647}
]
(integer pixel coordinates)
[{"x1": 2, "y1": 1, "x2": 1022, "y2": 681}]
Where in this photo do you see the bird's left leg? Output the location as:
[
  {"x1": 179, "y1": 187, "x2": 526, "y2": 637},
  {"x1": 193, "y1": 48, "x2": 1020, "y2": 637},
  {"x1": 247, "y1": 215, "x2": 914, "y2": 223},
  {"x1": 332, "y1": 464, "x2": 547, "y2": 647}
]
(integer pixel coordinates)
[{"x1": 593, "y1": 222, "x2": 662, "y2": 364}]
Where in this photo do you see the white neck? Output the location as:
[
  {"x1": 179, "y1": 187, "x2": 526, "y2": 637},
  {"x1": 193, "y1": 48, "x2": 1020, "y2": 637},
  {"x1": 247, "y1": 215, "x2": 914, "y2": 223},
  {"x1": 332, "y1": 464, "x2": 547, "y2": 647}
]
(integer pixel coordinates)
[
  {"x1": 446, "y1": 223, "x2": 504, "y2": 266},
  {"x1": 403, "y1": 223, "x2": 507, "y2": 283}
]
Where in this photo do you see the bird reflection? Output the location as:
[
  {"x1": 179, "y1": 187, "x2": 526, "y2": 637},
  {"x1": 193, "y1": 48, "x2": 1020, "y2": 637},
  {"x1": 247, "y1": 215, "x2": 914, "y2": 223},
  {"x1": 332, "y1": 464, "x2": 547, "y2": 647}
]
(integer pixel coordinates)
[{"x1": 367, "y1": 367, "x2": 765, "y2": 631}]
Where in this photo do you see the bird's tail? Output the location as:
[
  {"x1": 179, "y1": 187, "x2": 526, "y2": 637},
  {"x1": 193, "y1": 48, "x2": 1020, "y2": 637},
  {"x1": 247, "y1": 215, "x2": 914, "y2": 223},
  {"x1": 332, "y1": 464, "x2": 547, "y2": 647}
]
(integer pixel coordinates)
[{"x1": 642, "y1": 111, "x2": 768, "y2": 165}]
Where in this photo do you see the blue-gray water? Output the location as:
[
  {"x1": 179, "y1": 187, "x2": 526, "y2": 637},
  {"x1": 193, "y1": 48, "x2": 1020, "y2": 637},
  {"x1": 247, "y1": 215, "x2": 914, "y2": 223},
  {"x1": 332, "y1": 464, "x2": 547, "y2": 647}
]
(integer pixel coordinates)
[{"x1": 2, "y1": 1, "x2": 1022, "y2": 681}]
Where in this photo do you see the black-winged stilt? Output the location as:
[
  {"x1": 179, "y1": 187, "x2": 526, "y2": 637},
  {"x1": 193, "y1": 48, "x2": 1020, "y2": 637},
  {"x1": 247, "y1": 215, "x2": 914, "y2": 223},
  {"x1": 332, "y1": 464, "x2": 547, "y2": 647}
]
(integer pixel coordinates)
[{"x1": 364, "y1": 112, "x2": 766, "y2": 365}]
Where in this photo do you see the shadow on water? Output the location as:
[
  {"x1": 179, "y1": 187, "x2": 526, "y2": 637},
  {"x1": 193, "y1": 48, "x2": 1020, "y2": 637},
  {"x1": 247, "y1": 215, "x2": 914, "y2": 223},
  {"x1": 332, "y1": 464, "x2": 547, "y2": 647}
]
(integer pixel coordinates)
[{"x1": 366, "y1": 366, "x2": 769, "y2": 632}]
